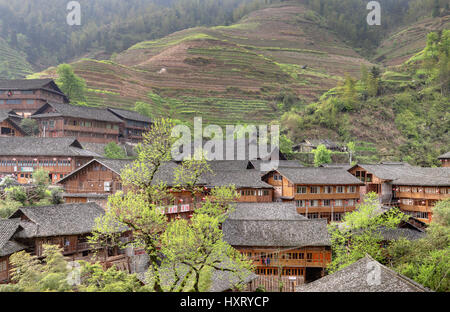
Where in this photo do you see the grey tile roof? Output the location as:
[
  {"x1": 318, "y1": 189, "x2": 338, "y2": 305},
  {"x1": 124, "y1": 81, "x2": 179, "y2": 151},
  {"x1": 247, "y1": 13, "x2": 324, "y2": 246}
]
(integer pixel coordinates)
[
  {"x1": 204, "y1": 169, "x2": 273, "y2": 189},
  {"x1": 438, "y1": 151, "x2": 450, "y2": 159},
  {"x1": 354, "y1": 163, "x2": 450, "y2": 186},
  {"x1": 107, "y1": 108, "x2": 153, "y2": 123},
  {"x1": 223, "y1": 218, "x2": 330, "y2": 247},
  {"x1": 0, "y1": 110, "x2": 25, "y2": 135},
  {"x1": 0, "y1": 137, "x2": 99, "y2": 157},
  {"x1": 251, "y1": 160, "x2": 304, "y2": 172},
  {"x1": 32, "y1": 103, "x2": 123, "y2": 123},
  {"x1": 296, "y1": 256, "x2": 430, "y2": 292},
  {"x1": 184, "y1": 138, "x2": 286, "y2": 161},
  {"x1": 391, "y1": 167, "x2": 450, "y2": 186},
  {"x1": 228, "y1": 202, "x2": 307, "y2": 221},
  {"x1": 352, "y1": 163, "x2": 412, "y2": 181},
  {"x1": 10, "y1": 203, "x2": 105, "y2": 238},
  {"x1": 0, "y1": 79, "x2": 54, "y2": 90},
  {"x1": 58, "y1": 158, "x2": 133, "y2": 184},
  {"x1": 274, "y1": 167, "x2": 364, "y2": 185},
  {"x1": 0, "y1": 110, "x2": 17, "y2": 122},
  {"x1": 378, "y1": 227, "x2": 425, "y2": 241},
  {"x1": 0, "y1": 219, "x2": 26, "y2": 256}
]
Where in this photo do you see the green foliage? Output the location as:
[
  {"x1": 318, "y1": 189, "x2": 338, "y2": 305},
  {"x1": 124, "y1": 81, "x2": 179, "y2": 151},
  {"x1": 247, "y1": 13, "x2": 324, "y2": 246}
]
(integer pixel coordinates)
[
  {"x1": 134, "y1": 101, "x2": 153, "y2": 119},
  {"x1": 327, "y1": 192, "x2": 406, "y2": 273},
  {"x1": 19, "y1": 118, "x2": 39, "y2": 136},
  {"x1": 387, "y1": 198, "x2": 450, "y2": 292},
  {"x1": 312, "y1": 144, "x2": 332, "y2": 167},
  {"x1": 78, "y1": 262, "x2": 142, "y2": 292},
  {"x1": 56, "y1": 64, "x2": 87, "y2": 104},
  {"x1": 90, "y1": 118, "x2": 253, "y2": 292},
  {"x1": 104, "y1": 142, "x2": 127, "y2": 159}
]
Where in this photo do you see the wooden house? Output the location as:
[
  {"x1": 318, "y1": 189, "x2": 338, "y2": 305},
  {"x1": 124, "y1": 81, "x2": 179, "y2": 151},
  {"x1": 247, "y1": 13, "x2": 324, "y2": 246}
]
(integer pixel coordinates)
[
  {"x1": 296, "y1": 255, "x2": 429, "y2": 292},
  {"x1": 438, "y1": 152, "x2": 450, "y2": 167},
  {"x1": 391, "y1": 167, "x2": 450, "y2": 223},
  {"x1": 0, "y1": 110, "x2": 26, "y2": 137},
  {"x1": 223, "y1": 202, "x2": 332, "y2": 284},
  {"x1": 31, "y1": 103, "x2": 123, "y2": 144},
  {"x1": 348, "y1": 163, "x2": 450, "y2": 223},
  {"x1": 293, "y1": 139, "x2": 343, "y2": 153},
  {"x1": 0, "y1": 203, "x2": 130, "y2": 283},
  {"x1": 0, "y1": 219, "x2": 27, "y2": 284},
  {"x1": 0, "y1": 137, "x2": 99, "y2": 184},
  {"x1": 107, "y1": 108, "x2": 153, "y2": 143},
  {"x1": 262, "y1": 167, "x2": 363, "y2": 222},
  {"x1": 348, "y1": 163, "x2": 412, "y2": 204},
  {"x1": 0, "y1": 79, "x2": 68, "y2": 117},
  {"x1": 57, "y1": 158, "x2": 133, "y2": 207}
]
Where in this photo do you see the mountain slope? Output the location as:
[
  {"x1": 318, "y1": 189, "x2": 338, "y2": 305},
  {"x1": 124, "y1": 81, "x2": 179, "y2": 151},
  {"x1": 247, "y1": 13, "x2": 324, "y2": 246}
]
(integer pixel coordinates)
[
  {"x1": 0, "y1": 37, "x2": 33, "y2": 79},
  {"x1": 30, "y1": 2, "x2": 372, "y2": 127},
  {"x1": 374, "y1": 15, "x2": 450, "y2": 66}
]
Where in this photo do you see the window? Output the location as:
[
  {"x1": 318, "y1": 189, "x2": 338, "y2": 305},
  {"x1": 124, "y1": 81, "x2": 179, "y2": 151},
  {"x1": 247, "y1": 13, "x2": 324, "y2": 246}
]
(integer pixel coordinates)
[
  {"x1": 310, "y1": 186, "x2": 320, "y2": 194},
  {"x1": 323, "y1": 199, "x2": 331, "y2": 207},
  {"x1": 307, "y1": 213, "x2": 319, "y2": 219},
  {"x1": 273, "y1": 174, "x2": 282, "y2": 181},
  {"x1": 324, "y1": 186, "x2": 332, "y2": 194},
  {"x1": 0, "y1": 259, "x2": 7, "y2": 272},
  {"x1": 335, "y1": 200, "x2": 343, "y2": 206},
  {"x1": 307, "y1": 253, "x2": 313, "y2": 262},
  {"x1": 296, "y1": 200, "x2": 306, "y2": 207},
  {"x1": 348, "y1": 186, "x2": 356, "y2": 193},
  {"x1": 296, "y1": 186, "x2": 306, "y2": 194},
  {"x1": 347, "y1": 199, "x2": 355, "y2": 206},
  {"x1": 336, "y1": 186, "x2": 344, "y2": 193},
  {"x1": 310, "y1": 200, "x2": 319, "y2": 207},
  {"x1": 6, "y1": 99, "x2": 22, "y2": 104}
]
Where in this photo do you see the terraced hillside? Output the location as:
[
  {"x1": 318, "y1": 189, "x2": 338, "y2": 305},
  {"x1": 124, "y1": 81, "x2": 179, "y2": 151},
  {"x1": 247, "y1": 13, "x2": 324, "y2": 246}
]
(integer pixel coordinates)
[
  {"x1": 374, "y1": 15, "x2": 450, "y2": 66},
  {"x1": 0, "y1": 37, "x2": 34, "y2": 79},
  {"x1": 31, "y1": 2, "x2": 372, "y2": 127}
]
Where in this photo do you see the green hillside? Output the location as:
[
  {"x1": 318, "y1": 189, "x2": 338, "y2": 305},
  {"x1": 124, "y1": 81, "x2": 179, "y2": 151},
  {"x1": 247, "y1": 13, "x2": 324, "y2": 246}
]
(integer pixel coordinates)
[
  {"x1": 282, "y1": 30, "x2": 450, "y2": 166},
  {"x1": 29, "y1": 2, "x2": 371, "y2": 127},
  {"x1": 0, "y1": 37, "x2": 33, "y2": 78}
]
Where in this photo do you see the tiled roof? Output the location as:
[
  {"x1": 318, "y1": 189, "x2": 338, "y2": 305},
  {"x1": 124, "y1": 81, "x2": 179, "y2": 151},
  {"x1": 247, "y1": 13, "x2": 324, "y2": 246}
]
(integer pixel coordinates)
[
  {"x1": 438, "y1": 152, "x2": 450, "y2": 159},
  {"x1": 274, "y1": 167, "x2": 364, "y2": 185},
  {"x1": 0, "y1": 137, "x2": 99, "y2": 157},
  {"x1": 10, "y1": 203, "x2": 105, "y2": 238},
  {"x1": 227, "y1": 202, "x2": 307, "y2": 221},
  {"x1": 204, "y1": 169, "x2": 273, "y2": 189},
  {"x1": 32, "y1": 103, "x2": 123, "y2": 123},
  {"x1": 223, "y1": 217, "x2": 330, "y2": 247},
  {"x1": 296, "y1": 256, "x2": 430, "y2": 292},
  {"x1": 0, "y1": 79, "x2": 54, "y2": 90},
  {"x1": 58, "y1": 158, "x2": 133, "y2": 184},
  {"x1": 107, "y1": 108, "x2": 153, "y2": 123},
  {"x1": 0, "y1": 219, "x2": 26, "y2": 257}
]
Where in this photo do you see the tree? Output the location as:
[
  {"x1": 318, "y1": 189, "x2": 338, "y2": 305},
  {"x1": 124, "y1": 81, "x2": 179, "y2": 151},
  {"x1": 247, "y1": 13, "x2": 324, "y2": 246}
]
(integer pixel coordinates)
[
  {"x1": 134, "y1": 102, "x2": 153, "y2": 119},
  {"x1": 387, "y1": 199, "x2": 450, "y2": 292},
  {"x1": 342, "y1": 74, "x2": 357, "y2": 111},
  {"x1": 347, "y1": 141, "x2": 356, "y2": 165},
  {"x1": 312, "y1": 144, "x2": 332, "y2": 167},
  {"x1": 89, "y1": 118, "x2": 253, "y2": 292},
  {"x1": 0, "y1": 244, "x2": 143, "y2": 292},
  {"x1": 327, "y1": 192, "x2": 406, "y2": 274},
  {"x1": 104, "y1": 142, "x2": 127, "y2": 159},
  {"x1": 19, "y1": 118, "x2": 39, "y2": 136},
  {"x1": 56, "y1": 64, "x2": 87, "y2": 104}
]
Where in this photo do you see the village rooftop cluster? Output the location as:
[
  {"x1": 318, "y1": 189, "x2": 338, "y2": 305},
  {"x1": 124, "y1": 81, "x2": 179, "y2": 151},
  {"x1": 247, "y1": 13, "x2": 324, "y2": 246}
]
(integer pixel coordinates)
[{"x1": 0, "y1": 78, "x2": 449, "y2": 292}]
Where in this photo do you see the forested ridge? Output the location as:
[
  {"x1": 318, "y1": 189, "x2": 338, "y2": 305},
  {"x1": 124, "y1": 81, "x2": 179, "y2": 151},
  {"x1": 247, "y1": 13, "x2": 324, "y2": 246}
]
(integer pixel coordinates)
[
  {"x1": 0, "y1": 0, "x2": 449, "y2": 76},
  {"x1": 0, "y1": 0, "x2": 273, "y2": 74}
]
